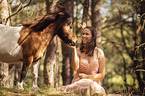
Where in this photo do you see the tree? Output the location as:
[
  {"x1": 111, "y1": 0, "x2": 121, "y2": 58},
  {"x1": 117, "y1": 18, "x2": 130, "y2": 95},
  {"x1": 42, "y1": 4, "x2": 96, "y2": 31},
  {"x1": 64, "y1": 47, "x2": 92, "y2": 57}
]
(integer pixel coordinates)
[
  {"x1": 82, "y1": 0, "x2": 89, "y2": 24},
  {"x1": 58, "y1": 0, "x2": 74, "y2": 85},
  {"x1": 0, "y1": 0, "x2": 10, "y2": 25},
  {"x1": 43, "y1": 0, "x2": 59, "y2": 87},
  {"x1": 100, "y1": 0, "x2": 144, "y2": 94},
  {"x1": 0, "y1": 0, "x2": 11, "y2": 88},
  {"x1": 91, "y1": 0, "x2": 102, "y2": 47},
  {"x1": 137, "y1": 0, "x2": 145, "y2": 94}
]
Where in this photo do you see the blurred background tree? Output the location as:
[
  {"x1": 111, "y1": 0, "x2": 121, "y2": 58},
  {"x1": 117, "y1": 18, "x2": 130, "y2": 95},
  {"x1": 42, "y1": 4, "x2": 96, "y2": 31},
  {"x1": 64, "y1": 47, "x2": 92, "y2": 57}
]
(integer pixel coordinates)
[{"x1": 0, "y1": 0, "x2": 11, "y2": 88}]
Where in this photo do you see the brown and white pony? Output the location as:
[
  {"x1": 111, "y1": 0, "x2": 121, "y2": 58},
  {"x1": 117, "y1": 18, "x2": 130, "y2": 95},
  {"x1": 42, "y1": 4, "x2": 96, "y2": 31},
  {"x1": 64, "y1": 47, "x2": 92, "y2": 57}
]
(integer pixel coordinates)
[{"x1": 0, "y1": 10, "x2": 77, "y2": 90}]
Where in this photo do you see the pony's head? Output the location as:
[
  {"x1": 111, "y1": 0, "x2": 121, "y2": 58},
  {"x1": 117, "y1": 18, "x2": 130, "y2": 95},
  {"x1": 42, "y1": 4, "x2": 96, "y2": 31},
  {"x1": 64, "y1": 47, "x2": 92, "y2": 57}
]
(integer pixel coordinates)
[
  {"x1": 55, "y1": 11, "x2": 77, "y2": 46},
  {"x1": 22, "y1": 10, "x2": 77, "y2": 46}
]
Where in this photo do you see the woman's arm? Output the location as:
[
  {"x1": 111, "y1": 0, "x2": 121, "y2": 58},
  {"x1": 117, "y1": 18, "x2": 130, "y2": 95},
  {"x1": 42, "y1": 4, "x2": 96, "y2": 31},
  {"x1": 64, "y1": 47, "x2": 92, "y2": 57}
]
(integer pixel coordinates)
[
  {"x1": 71, "y1": 47, "x2": 79, "y2": 71},
  {"x1": 79, "y1": 48, "x2": 105, "y2": 81}
]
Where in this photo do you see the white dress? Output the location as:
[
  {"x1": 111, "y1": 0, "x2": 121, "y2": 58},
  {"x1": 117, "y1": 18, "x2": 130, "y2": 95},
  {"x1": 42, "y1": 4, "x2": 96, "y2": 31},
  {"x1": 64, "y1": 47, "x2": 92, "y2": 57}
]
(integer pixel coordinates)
[
  {"x1": 58, "y1": 48, "x2": 106, "y2": 96},
  {"x1": 59, "y1": 79, "x2": 106, "y2": 96}
]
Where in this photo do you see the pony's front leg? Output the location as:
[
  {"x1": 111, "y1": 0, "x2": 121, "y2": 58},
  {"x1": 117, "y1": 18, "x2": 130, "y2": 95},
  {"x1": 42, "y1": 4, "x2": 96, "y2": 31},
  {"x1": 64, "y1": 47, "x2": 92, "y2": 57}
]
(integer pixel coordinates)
[
  {"x1": 18, "y1": 56, "x2": 33, "y2": 90},
  {"x1": 31, "y1": 61, "x2": 40, "y2": 90}
]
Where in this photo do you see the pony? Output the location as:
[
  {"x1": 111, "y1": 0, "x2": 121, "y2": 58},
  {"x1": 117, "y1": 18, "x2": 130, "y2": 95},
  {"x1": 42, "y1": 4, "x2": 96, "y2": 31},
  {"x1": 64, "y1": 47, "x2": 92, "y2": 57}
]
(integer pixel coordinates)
[{"x1": 0, "y1": 10, "x2": 77, "y2": 90}]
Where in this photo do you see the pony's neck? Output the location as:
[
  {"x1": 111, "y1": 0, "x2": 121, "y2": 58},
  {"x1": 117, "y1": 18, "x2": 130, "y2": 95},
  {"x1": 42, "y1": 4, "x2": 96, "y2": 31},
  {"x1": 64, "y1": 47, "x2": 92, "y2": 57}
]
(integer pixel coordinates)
[{"x1": 42, "y1": 23, "x2": 57, "y2": 45}]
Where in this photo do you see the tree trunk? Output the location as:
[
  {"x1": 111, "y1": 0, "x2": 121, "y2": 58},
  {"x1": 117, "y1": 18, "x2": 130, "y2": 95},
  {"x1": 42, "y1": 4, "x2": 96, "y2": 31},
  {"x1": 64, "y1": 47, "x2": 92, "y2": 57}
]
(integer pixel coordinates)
[
  {"x1": 44, "y1": 0, "x2": 59, "y2": 88},
  {"x1": 131, "y1": 1, "x2": 145, "y2": 94},
  {"x1": 75, "y1": 0, "x2": 79, "y2": 35},
  {"x1": 8, "y1": 64, "x2": 15, "y2": 87},
  {"x1": 14, "y1": 63, "x2": 21, "y2": 86},
  {"x1": 58, "y1": 0, "x2": 74, "y2": 85},
  {"x1": 82, "y1": 0, "x2": 89, "y2": 24},
  {"x1": 0, "y1": 0, "x2": 12, "y2": 88},
  {"x1": 120, "y1": 23, "x2": 127, "y2": 87},
  {"x1": 0, "y1": 63, "x2": 9, "y2": 87},
  {"x1": 91, "y1": 0, "x2": 102, "y2": 47},
  {"x1": 61, "y1": 42, "x2": 72, "y2": 85},
  {"x1": 1, "y1": 0, "x2": 10, "y2": 25},
  {"x1": 44, "y1": 36, "x2": 59, "y2": 87},
  {"x1": 140, "y1": 1, "x2": 145, "y2": 94}
]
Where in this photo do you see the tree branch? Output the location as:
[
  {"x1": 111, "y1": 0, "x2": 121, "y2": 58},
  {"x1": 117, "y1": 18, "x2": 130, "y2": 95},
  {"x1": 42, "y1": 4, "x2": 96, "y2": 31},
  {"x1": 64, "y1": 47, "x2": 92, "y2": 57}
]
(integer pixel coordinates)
[
  {"x1": 0, "y1": 0, "x2": 32, "y2": 24},
  {"x1": 102, "y1": 16, "x2": 132, "y2": 30},
  {"x1": 135, "y1": 43, "x2": 145, "y2": 53},
  {"x1": 0, "y1": 0, "x2": 3, "y2": 4},
  {"x1": 82, "y1": 0, "x2": 89, "y2": 23}
]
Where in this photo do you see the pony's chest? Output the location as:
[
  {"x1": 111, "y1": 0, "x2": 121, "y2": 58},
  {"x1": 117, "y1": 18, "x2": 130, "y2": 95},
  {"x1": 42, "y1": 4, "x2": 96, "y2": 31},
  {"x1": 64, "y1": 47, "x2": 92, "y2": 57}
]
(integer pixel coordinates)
[
  {"x1": 22, "y1": 33, "x2": 52, "y2": 61},
  {"x1": 34, "y1": 44, "x2": 47, "y2": 60}
]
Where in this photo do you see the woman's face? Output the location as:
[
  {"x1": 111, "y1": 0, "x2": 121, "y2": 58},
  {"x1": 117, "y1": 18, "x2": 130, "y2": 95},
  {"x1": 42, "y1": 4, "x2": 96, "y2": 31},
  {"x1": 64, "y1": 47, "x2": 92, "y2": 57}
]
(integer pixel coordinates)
[{"x1": 81, "y1": 28, "x2": 92, "y2": 44}]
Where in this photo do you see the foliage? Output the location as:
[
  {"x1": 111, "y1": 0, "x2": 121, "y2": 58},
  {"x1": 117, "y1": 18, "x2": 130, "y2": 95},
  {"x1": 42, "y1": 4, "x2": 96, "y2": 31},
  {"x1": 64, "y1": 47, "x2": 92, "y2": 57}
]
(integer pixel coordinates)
[
  {"x1": 0, "y1": 0, "x2": 144, "y2": 95},
  {"x1": 100, "y1": 0, "x2": 144, "y2": 95}
]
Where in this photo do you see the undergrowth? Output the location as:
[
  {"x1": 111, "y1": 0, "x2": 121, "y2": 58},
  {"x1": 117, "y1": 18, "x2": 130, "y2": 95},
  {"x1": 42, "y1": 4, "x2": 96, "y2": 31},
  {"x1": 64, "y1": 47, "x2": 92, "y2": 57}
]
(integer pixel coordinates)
[{"x1": 0, "y1": 87, "x2": 78, "y2": 96}]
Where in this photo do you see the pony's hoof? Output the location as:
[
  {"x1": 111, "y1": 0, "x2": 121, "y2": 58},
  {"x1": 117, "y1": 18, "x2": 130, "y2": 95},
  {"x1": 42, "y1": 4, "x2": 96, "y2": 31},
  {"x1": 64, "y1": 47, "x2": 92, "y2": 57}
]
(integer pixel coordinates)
[
  {"x1": 32, "y1": 86, "x2": 40, "y2": 91},
  {"x1": 18, "y1": 82, "x2": 24, "y2": 90},
  {"x1": 18, "y1": 87, "x2": 24, "y2": 90}
]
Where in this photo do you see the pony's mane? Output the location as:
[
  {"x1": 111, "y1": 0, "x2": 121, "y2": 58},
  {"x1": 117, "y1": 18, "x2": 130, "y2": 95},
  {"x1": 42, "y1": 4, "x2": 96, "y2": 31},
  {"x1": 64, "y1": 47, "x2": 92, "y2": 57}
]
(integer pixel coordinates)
[{"x1": 22, "y1": 10, "x2": 71, "y2": 32}]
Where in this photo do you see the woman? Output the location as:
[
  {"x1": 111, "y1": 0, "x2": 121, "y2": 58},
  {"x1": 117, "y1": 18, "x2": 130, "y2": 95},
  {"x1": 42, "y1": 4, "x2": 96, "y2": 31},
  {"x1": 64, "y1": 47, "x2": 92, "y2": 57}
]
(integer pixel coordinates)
[{"x1": 59, "y1": 26, "x2": 106, "y2": 96}]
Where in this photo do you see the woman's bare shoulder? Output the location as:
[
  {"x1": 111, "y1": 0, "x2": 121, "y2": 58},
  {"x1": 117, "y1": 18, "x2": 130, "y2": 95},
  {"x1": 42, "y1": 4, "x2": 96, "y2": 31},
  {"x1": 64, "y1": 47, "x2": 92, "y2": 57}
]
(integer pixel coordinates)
[{"x1": 95, "y1": 47, "x2": 105, "y2": 57}]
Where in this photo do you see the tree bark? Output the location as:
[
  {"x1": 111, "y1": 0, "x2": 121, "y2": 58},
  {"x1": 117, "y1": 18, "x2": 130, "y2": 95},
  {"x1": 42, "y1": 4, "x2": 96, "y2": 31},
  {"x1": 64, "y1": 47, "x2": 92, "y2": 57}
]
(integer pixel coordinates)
[
  {"x1": 1, "y1": 0, "x2": 10, "y2": 25},
  {"x1": 44, "y1": 37, "x2": 59, "y2": 87},
  {"x1": 44, "y1": 0, "x2": 59, "y2": 88},
  {"x1": 14, "y1": 63, "x2": 21, "y2": 86},
  {"x1": 61, "y1": 42, "x2": 72, "y2": 85},
  {"x1": 91, "y1": 0, "x2": 102, "y2": 47},
  {"x1": 0, "y1": 0, "x2": 12, "y2": 88},
  {"x1": 82, "y1": 0, "x2": 89, "y2": 24},
  {"x1": 140, "y1": 1, "x2": 145, "y2": 94},
  {"x1": 58, "y1": 0, "x2": 74, "y2": 85},
  {"x1": 120, "y1": 23, "x2": 127, "y2": 87},
  {"x1": 0, "y1": 63, "x2": 9, "y2": 87}
]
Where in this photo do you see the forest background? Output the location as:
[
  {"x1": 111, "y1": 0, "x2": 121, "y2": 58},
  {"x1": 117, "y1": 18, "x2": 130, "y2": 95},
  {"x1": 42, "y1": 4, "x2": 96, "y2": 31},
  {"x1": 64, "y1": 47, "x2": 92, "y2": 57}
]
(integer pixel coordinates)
[{"x1": 0, "y1": 0, "x2": 145, "y2": 95}]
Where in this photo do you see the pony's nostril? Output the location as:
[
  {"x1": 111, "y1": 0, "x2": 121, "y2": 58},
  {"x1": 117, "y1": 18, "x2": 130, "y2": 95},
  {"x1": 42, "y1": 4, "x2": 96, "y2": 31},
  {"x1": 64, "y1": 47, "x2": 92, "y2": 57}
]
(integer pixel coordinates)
[{"x1": 71, "y1": 42, "x2": 75, "y2": 46}]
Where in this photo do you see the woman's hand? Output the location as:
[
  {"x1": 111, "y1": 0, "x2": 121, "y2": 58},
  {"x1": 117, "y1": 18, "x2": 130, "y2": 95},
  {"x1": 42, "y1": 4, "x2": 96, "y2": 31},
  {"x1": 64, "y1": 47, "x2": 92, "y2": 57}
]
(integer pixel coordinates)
[
  {"x1": 78, "y1": 72, "x2": 100, "y2": 81},
  {"x1": 68, "y1": 45, "x2": 76, "y2": 50},
  {"x1": 78, "y1": 73, "x2": 88, "y2": 79}
]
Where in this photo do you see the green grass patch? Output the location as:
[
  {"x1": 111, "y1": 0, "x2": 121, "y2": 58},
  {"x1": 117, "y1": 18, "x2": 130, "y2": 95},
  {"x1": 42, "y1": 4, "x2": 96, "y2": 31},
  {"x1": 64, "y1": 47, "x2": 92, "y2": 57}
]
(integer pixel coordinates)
[{"x1": 0, "y1": 87, "x2": 78, "y2": 96}]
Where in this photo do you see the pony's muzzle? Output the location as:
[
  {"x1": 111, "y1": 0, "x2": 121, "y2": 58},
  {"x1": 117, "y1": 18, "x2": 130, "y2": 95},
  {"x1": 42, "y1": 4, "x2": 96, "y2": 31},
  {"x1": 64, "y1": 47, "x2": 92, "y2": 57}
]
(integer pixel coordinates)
[{"x1": 69, "y1": 42, "x2": 76, "y2": 46}]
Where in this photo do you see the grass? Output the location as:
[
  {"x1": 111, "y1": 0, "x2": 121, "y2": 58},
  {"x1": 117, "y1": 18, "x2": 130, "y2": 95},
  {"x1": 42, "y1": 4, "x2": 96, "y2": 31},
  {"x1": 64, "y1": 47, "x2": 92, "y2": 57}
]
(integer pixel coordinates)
[{"x1": 0, "y1": 87, "x2": 78, "y2": 96}]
